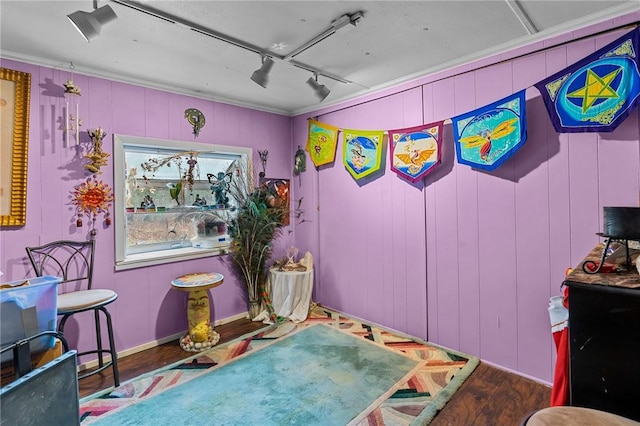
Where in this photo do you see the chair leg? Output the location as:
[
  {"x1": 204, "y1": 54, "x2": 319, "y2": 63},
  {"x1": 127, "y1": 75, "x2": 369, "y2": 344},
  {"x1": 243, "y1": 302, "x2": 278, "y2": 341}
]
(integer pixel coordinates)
[
  {"x1": 58, "y1": 314, "x2": 71, "y2": 335},
  {"x1": 94, "y1": 309, "x2": 104, "y2": 369},
  {"x1": 59, "y1": 309, "x2": 119, "y2": 388},
  {"x1": 100, "y1": 306, "x2": 119, "y2": 387}
]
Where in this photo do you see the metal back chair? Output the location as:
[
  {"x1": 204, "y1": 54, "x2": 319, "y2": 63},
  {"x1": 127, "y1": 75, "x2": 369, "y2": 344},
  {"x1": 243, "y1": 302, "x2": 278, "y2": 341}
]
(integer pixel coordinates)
[{"x1": 25, "y1": 240, "x2": 119, "y2": 386}]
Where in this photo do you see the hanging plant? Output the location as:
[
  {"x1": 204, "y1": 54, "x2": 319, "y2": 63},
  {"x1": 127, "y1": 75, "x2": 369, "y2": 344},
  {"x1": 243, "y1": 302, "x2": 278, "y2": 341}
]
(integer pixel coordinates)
[{"x1": 140, "y1": 151, "x2": 199, "y2": 192}]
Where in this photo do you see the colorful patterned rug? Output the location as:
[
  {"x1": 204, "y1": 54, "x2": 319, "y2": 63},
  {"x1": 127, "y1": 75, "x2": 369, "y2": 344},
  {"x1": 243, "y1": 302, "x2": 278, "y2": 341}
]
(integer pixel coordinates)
[{"x1": 80, "y1": 305, "x2": 478, "y2": 425}]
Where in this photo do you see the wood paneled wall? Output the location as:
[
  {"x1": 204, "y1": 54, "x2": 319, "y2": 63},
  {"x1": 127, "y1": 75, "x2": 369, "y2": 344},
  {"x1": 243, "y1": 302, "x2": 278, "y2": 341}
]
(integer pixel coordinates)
[
  {"x1": 292, "y1": 24, "x2": 640, "y2": 383},
  {"x1": 0, "y1": 59, "x2": 293, "y2": 364}
]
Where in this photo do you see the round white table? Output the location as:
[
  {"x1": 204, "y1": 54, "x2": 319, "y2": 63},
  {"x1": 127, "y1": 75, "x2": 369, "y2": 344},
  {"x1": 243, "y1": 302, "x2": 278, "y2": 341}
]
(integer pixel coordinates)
[{"x1": 267, "y1": 267, "x2": 314, "y2": 323}]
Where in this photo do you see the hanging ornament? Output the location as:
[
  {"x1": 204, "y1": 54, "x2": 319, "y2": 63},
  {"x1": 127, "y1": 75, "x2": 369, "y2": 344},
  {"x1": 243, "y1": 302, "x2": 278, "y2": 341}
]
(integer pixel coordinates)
[
  {"x1": 85, "y1": 127, "x2": 110, "y2": 174},
  {"x1": 71, "y1": 176, "x2": 114, "y2": 233},
  {"x1": 184, "y1": 108, "x2": 205, "y2": 137},
  {"x1": 63, "y1": 63, "x2": 82, "y2": 145},
  {"x1": 293, "y1": 145, "x2": 306, "y2": 185},
  {"x1": 258, "y1": 149, "x2": 268, "y2": 178}
]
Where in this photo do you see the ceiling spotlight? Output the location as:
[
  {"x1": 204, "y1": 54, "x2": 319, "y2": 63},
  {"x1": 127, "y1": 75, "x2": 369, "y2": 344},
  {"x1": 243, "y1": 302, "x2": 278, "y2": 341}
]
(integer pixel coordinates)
[
  {"x1": 67, "y1": 1, "x2": 118, "y2": 42},
  {"x1": 250, "y1": 56, "x2": 275, "y2": 88},
  {"x1": 306, "y1": 73, "x2": 330, "y2": 102}
]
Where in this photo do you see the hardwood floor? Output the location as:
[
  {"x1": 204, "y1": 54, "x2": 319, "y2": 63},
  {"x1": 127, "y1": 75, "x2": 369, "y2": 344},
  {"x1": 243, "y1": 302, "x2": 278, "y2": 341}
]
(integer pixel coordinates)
[
  {"x1": 78, "y1": 318, "x2": 266, "y2": 398},
  {"x1": 78, "y1": 317, "x2": 551, "y2": 424}
]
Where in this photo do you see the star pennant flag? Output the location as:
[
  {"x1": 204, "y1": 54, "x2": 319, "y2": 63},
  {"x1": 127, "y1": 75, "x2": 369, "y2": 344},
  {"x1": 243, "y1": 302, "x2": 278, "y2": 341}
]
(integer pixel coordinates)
[
  {"x1": 534, "y1": 28, "x2": 640, "y2": 133},
  {"x1": 388, "y1": 121, "x2": 443, "y2": 183},
  {"x1": 342, "y1": 128, "x2": 385, "y2": 180},
  {"x1": 307, "y1": 120, "x2": 340, "y2": 167},
  {"x1": 452, "y1": 90, "x2": 527, "y2": 171}
]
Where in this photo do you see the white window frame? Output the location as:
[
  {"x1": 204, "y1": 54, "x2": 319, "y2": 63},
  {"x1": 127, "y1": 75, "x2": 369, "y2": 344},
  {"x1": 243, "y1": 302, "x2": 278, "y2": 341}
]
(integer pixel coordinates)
[{"x1": 113, "y1": 134, "x2": 252, "y2": 271}]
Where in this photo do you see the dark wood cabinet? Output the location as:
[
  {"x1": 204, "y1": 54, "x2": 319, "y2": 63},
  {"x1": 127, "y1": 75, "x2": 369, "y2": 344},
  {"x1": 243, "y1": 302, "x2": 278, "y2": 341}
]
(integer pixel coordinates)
[{"x1": 564, "y1": 244, "x2": 640, "y2": 421}]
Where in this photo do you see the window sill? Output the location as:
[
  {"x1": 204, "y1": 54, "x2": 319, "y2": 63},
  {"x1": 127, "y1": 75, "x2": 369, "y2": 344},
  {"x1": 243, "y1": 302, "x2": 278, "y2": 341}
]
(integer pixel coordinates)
[{"x1": 115, "y1": 246, "x2": 228, "y2": 271}]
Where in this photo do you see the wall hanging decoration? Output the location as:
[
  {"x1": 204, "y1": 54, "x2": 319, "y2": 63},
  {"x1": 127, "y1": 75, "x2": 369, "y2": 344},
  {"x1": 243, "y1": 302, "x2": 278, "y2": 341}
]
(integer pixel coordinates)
[
  {"x1": 258, "y1": 149, "x2": 269, "y2": 178},
  {"x1": 84, "y1": 127, "x2": 110, "y2": 174},
  {"x1": 0, "y1": 67, "x2": 30, "y2": 227},
  {"x1": 534, "y1": 28, "x2": 640, "y2": 133},
  {"x1": 388, "y1": 121, "x2": 444, "y2": 183},
  {"x1": 208, "y1": 171, "x2": 232, "y2": 207},
  {"x1": 342, "y1": 128, "x2": 384, "y2": 180},
  {"x1": 184, "y1": 108, "x2": 205, "y2": 137},
  {"x1": 293, "y1": 145, "x2": 306, "y2": 185},
  {"x1": 293, "y1": 197, "x2": 310, "y2": 225},
  {"x1": 307, "y1": 119, "x2": 339, "y2": 167},
  {"x1": 452, "y1": 90, "x2": 527, "y2": 172},
  {"x1": 71, "y1": 176, "x2": 114, "y2": 234},
  {"x1": 63, "y1": 63, "x2": 82, "y2": 145},
  {"x1": 260, "y1": 177, "x2": 290, "y2": 226}
]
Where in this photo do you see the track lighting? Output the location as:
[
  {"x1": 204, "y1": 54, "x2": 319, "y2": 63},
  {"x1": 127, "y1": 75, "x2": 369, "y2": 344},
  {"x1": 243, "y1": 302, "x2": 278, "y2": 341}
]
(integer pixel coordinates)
[
  {"x1": 306, "y1": 73, "x2": 330, "y2": 102},
  {"x1": 67, "y1": 0, "x2": 118, "y2": 42},
  {"x1": 250, "y1": 56, "x2": 275, "y2": 88}
]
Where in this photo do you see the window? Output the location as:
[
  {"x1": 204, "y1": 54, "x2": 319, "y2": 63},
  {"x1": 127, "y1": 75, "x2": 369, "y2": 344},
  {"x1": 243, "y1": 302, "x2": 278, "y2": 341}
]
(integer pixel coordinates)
[{"x1": 113, "y1": 135, "x2": 252, "y2": 271}]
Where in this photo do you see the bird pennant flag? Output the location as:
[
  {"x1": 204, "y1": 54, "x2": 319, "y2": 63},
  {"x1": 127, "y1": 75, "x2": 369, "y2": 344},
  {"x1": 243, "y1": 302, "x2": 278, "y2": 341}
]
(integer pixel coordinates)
[
  {"x1": 307, "y1": 119, "x2": 340, "y2": 167},
  {"x1": 342, "y1": 128, "x2": 385, "y2": 180},
  {"x1": 534, "y1": 28, "x2": 640, "y2": 133},
  {"x1": 388, "y1": 121, "x2": 443, "y2": 183},
  {"x1": 452, "y1": 90, "x2": 527, "y2": 171}
]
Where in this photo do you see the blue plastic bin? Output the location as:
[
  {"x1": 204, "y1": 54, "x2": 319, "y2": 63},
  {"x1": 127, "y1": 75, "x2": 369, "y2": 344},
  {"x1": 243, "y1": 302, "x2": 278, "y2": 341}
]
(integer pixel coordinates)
[{"x1": 1, "y1": 276, "x2": 61, "y2": 362}]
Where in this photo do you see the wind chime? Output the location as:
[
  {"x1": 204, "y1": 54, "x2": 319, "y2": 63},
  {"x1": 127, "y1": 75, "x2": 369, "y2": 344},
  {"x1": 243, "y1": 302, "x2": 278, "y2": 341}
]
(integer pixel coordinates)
[{"x1": 63, "y1": 63, "x2": 82, "y2": 145}]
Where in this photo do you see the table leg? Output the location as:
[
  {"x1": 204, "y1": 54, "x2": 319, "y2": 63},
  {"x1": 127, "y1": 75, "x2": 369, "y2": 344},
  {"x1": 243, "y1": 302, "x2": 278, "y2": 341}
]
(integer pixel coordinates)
[{"x1": 179, "y1": 289, "x2": 220, "y2": 352}]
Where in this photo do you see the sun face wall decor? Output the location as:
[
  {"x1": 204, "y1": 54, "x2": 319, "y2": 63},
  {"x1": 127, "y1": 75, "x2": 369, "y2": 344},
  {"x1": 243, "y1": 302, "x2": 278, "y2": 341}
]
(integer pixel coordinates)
[{"x1": 71, "y1": 176, "x2": 114, "y2": 234}]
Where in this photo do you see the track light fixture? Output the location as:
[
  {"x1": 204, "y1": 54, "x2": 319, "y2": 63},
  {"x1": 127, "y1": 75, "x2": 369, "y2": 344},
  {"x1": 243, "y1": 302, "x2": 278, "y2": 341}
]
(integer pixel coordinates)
[
  {"x1": 306, "y1": 73, "x2": 330, "y2": 102},
  {"x1": 250, "y1": 56, "x2": 275, "y2": 88},
  {"x1": 67, "y1": 0, "x2": 118, "y2": 42}
]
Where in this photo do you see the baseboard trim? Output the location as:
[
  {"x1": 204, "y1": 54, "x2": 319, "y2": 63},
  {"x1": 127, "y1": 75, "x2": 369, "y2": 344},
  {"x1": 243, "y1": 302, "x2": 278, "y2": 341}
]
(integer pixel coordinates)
[
  {"x1": 481, "y1": 359, "x2": 553, "y2": 387},
  {"x1": 77, "y1": 311, "x2": 249, "y2": 372}
]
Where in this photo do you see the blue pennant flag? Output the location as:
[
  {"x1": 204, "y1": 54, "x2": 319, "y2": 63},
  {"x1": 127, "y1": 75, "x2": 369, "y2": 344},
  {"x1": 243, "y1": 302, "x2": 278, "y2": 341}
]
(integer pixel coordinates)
[
  {"x1": 452, "y1": 90, "x2": 527, "y2": 171},
  {"x1": 534, "y1": 28, "x2": 640, "y2": 133}
]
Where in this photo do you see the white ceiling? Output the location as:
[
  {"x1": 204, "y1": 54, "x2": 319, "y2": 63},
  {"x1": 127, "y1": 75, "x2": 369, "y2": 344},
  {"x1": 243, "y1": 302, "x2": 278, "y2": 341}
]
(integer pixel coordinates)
[{"x1": 1, "y1": 1, "x2": 639, "y2": 116}]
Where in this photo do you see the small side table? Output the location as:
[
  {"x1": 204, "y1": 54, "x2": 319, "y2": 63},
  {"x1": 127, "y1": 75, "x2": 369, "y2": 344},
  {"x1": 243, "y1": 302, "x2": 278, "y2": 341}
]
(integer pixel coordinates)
[
  {"x1": 171, "y1": 272, "x2": 224, "y2": 352},
  {"x1": 268, "y1": 267, "x2": 314, "y2": 323}
]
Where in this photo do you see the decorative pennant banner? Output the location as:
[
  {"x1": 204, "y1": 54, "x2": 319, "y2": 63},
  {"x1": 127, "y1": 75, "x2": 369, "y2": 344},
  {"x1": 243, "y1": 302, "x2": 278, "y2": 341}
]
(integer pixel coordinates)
[
  {"x1": 306, "y1": 120, "x2": 340, "y2": 167},
  {"x1": 452, "y1": 90, "x2": 527, "y2": 171},
  {"x1": 534, "y1": 28, "x2": 640, "y2": 133},
  {"x1": 388, "y1": 121, "x2": 444, "y2": 183},
  {"x1": 342, "y1": 128, "x2": 385, "y2": 180}
]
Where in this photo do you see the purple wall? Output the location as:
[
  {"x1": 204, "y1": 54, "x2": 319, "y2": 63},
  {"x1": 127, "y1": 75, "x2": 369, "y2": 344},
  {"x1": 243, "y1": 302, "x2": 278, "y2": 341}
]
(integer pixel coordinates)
[
  {"x1": 292, "y1": 15, "x2": 640, "y2": 383},
  {"x1": 0, "y1": 58, "x2": 293, "y2": 362},
  {"x1": 3, "y1": 11, "x2": 640, "y2": 384}
]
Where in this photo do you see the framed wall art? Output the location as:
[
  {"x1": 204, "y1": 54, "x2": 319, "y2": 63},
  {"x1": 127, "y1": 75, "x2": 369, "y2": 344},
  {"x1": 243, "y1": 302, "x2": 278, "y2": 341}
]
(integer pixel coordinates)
[
  {"x1": 0, "y1": 68, "x2": 31, "y2": 227},
  {"x1": 260, "y1": 177, "x2": 290, "y2": 226}
]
